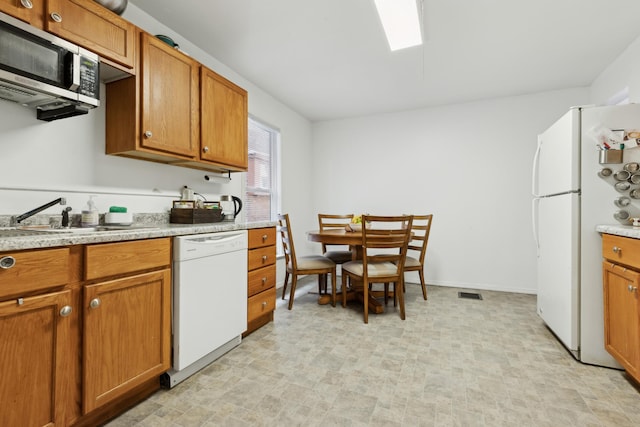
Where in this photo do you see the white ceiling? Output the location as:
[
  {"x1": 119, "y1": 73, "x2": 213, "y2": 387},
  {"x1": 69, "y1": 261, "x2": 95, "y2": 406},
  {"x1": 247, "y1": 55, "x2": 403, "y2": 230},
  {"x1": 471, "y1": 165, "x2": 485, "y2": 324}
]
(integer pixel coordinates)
[{"x1": 128, "y1": 0, "x2": 640, "y2": 122}]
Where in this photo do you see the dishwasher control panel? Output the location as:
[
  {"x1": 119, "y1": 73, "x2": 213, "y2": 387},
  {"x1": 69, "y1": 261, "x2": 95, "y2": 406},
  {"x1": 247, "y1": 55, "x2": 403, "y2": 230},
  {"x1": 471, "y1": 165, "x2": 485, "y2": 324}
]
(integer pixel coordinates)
[{"x1": 173, "y1": 230, "x2": 248, "y2": 261}]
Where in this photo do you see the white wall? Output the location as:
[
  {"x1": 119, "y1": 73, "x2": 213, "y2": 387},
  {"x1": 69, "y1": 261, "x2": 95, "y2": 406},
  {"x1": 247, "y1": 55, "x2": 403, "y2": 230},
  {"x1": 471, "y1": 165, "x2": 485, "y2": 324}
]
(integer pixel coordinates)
[
  {"x1": 590, "y1": 36, "x2": 640, "y2": 105},
  {"x1": 311, "y1": 88, "x2": 590, "y2": 293}
]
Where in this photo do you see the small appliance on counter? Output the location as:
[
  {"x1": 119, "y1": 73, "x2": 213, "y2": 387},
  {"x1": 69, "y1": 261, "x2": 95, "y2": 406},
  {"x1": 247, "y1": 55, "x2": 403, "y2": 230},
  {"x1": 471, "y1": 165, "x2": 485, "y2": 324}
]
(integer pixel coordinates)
[
  {"x1": 105, "y1": 206, "x2": 132, "y2": 225},
  {"x1": 220, "y1": 195, "x2": 242, "y2": 221}
]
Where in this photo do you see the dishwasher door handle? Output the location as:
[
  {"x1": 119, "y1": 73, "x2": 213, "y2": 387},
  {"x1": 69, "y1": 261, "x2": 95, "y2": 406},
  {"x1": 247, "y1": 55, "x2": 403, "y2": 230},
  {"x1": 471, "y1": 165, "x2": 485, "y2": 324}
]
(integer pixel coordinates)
[{"x1": 188, "y1": 234, "x2": 245, "y2": 244}]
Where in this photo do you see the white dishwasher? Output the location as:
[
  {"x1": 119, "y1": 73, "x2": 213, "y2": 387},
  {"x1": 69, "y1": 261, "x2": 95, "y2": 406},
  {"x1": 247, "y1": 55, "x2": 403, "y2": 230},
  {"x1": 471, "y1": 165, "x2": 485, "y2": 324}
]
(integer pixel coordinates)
[{"x1": 162, "y1": 230, "x2": 248, "y2": 388}]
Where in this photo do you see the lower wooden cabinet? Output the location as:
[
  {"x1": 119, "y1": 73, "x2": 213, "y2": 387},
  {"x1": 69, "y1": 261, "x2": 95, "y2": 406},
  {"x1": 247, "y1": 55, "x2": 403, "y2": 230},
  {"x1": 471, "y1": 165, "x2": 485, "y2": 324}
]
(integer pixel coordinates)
[
  {"x1": 82, "y1": 238, "x2": 171, "y2": 414},
  {"x1": 603, "y1": 261, "x2": 640, "y2": 380},
  {"x1": 602, "y1": 233, "x2": 640, "y2": 383},
  {"x1": 83, "y1": 269, "x2": 171, "y2": 413},
  {"x1": 245, "y1": 227, "x2": 277, "y2": 335},
  {"x1": 0, "y1": 289, "x2": 72, "y2": 427},
  {"x1": 0, "y1": 237, "x2": 172, "y2": 426}
]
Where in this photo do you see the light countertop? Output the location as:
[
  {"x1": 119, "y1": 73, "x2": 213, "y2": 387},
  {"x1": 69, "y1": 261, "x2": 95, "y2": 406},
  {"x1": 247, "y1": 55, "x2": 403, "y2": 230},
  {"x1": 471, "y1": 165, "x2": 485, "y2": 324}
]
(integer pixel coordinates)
[
  {"x1": 596, "y1": 224, "x2": 640, "y2": 239},
  {"x1": 0, "y1": 221, "x2": 276, "y2": 252}
]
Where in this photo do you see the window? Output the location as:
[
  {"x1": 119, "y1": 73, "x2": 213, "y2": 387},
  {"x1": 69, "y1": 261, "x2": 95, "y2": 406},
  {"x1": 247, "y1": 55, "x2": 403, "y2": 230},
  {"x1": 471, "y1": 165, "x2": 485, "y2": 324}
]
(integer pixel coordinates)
[{"x1": 244, "y1": 117, "x2": 280, "y2": 223}]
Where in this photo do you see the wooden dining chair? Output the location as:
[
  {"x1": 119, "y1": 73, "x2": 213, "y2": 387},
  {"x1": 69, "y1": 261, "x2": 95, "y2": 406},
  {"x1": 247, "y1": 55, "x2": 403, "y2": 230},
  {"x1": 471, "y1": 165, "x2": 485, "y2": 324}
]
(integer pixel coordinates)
[
  {"x1": 318, "y1": 213, "x2": 354, "y2": 263},
  {"x1": 341, "y1": 215, "x2": 413, "y2": 323},
  {"x1": 403, "y1": 214, "x2": 433, "y2": 300},
  {"x1": 278, "y1": 214, "x2": 337, "y2": 309}
]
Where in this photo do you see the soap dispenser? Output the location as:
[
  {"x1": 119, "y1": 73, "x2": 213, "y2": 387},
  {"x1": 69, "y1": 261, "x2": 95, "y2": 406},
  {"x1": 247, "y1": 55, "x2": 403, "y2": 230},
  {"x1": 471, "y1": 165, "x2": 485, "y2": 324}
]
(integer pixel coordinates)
[{"x1": 81, "y1": 196, "x2": 99, "y2": 227}]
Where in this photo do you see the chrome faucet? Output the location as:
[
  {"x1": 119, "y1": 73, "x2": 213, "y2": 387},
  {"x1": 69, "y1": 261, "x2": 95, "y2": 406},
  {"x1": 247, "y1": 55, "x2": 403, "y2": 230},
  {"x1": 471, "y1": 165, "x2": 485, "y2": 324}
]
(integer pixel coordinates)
[{"x1": 15, "y1": 197, "x2": 66, "y2": 224}]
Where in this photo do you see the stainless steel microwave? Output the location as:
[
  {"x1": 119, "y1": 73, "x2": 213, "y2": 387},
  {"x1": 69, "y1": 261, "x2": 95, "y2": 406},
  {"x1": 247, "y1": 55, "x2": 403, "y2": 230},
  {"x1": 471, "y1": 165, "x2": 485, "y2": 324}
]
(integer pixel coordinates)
[{"x1": 0, "y1": 11, "x2": 100, "y2": 121}]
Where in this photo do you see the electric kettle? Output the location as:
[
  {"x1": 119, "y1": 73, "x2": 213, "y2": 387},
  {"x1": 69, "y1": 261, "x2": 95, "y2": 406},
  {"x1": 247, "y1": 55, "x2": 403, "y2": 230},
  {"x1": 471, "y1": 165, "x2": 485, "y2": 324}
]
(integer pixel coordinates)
[{"x1": 220, "y1": 195, "x2": 243, "y2": 221}]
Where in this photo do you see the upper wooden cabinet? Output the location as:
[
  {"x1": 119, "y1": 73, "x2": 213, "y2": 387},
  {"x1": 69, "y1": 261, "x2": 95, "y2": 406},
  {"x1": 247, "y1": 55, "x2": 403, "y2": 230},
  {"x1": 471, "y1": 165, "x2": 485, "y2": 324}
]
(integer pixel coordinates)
[
  {"x1": 173, "y1": 65, "x2": 248, "y2": 172},
  {"x1": 140, "y1": 32, "x2": 199, "y2": 158},
  {"x1": 45, "y1": 0, "x2": 135, "y2": 70},
  {"x1": 0, "y1": 0, "x2": 135, "y2": 70},
  {"x1": 106, "y1": 32, "x2": 199, "y2": 162},
  {"x1": 107, "y1": 32, "x2": 248, "y2": 173},
  {"x1": 0, "y1": 0, "x2": 45, "y2": 27},
  {"x1": 198, "y1": 66, "x2": 248, "y2": 170}
]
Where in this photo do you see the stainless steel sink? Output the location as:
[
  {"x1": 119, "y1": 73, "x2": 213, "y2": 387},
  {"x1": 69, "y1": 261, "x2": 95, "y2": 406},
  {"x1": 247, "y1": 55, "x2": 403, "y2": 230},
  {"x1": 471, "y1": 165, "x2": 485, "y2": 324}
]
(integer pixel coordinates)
[{"x1": 6, "y1": 225, "x2": 159, "y2": 235}]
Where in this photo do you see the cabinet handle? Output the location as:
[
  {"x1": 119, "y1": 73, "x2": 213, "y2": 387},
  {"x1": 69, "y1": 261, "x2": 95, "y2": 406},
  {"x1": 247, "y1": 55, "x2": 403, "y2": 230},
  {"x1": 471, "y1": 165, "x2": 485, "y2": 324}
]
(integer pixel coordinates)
[
  {"x1": 59, "y1": 305, "x2": 72, "y2": 317},
  {"x1": 629, "y1": 284, "x2": 638, "y2": 293},
  {"x1": 262, "y1": 255, "x2": 268, "y2": 262},
  {"x1": 0, "y1": 256, "x2": 16, "y2": 269},
  {"x1": 261, "y1": 301, "x2": 267, "y2": 308},
  {"x1": 262, "y1": 234, "x2": 268, "y2": 241},
  {"x1": 20, "y1": 0, "x2": 33, "y2": 9},
  {"x1": 89, "y1": 298, "x2": 101, "y2": 309},
  {"x1": 262, "y1": 277, "x2": 267, "y2": 283},
  {"x1": 202, "y1": 146, "x2": 209, "y2": 153},
  {"x1": 144, "y1": 130, "x2": 153, "y2": 138},
  {"x1": 50, "y1": 12, "x2": 62, "y2": 23},
  {"x1": 612, "y1": 246, "x2": 622, "y2": 254}
]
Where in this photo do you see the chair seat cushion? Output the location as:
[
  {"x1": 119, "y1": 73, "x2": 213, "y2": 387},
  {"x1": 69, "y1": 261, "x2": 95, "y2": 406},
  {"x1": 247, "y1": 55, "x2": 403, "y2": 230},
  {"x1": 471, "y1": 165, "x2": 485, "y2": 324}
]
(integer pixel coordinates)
[
  {"x1": 323, "y1": 250, "x2": 353, "y2": 263},
  {"x1": 342, "y1": 260, "x2": 398, "y2": 277},
  {"x1": 403, "y1": 256, "x2": 421, "y2": 268},
  {"x1": 291, "y1": 255, "x2": 336, "y2": 270}
]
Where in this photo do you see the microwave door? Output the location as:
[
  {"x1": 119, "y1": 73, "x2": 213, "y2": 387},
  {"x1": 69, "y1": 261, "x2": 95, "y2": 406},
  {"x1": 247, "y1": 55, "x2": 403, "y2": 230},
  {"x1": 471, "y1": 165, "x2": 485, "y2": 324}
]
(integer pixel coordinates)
[{"x1": 0, "y1": 21, "x2": 66, "y2": 88}]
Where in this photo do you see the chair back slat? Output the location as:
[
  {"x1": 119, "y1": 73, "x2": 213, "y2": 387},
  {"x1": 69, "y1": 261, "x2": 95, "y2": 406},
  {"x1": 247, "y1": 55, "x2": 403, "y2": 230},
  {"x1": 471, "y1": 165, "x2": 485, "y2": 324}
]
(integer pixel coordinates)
[
  {"x1": 278, "y1": 214, "x2": 297, "y2": 270},
  {"x1": 360, "y1": 215, "x2": 413, "y2": 281},
  {"x1": 407, "y1": 214, "x2": 433, "y2": 263},
  {"x1": 318, "y1": 213, "x2": 353, "y2": 253}
]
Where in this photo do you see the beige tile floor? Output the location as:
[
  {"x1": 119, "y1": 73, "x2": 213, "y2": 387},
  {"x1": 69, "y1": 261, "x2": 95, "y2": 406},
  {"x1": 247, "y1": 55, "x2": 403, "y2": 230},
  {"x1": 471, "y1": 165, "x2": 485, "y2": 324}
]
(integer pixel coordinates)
[{"x1": 107, "y1": 279, "x2": 640, "y2": 426}]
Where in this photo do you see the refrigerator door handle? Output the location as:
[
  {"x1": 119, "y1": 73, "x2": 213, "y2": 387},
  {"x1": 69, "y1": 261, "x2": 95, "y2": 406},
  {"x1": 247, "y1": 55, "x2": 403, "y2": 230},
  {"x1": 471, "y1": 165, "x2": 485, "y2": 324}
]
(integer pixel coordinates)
[
  {"x1": 532, "y1": 197, "x2": 540, "y2": 257},
  {"x1": 532, "y1": 136, "x2": 542, "y2": 197}
]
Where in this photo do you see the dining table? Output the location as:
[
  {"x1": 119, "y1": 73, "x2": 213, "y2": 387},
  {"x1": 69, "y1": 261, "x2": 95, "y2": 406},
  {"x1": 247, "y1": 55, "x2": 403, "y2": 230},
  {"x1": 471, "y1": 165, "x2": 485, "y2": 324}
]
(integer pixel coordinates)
[{"x1": 307, "y1": 227, "x2": 391, "y2": 314}]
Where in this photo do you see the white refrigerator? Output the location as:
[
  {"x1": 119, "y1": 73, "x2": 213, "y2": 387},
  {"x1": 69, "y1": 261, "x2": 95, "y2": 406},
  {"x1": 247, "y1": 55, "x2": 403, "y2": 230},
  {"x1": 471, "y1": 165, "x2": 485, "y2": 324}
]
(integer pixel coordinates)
[{"x1": 532, "y1": 104, "x2": 640, "y2": 368}]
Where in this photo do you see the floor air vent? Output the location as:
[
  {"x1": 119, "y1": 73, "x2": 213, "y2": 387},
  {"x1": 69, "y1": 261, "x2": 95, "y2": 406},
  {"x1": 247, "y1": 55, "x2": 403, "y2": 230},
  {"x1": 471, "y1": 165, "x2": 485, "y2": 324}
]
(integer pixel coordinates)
[{"x1": 458, "y1": 291, "x2": 482, "y2": 300}]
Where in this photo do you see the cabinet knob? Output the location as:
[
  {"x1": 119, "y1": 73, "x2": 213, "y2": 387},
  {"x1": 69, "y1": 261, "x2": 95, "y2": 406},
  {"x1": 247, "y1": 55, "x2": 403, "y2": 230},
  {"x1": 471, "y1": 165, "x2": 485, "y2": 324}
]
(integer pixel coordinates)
[
  {"x1": 0, "y1": 256, "x2": 16, "y2": 269},
  {"x1": 262, "y1": 277, "x2": 267, "y2": 283},
  {"x1": 262, "y1": 234, "x2": 268, "y2": 241},
  {"x1": 261, "y1": 301, "x2": 267, "y2": 308},
  {"x1": 202, "y1": 146, "x2": 209, "y2": 153},
  {"x1": 20, "y1": 0, "x2": 33, "y2": 9},
  {"x1": 144, "y1": 130, "x2": 153, "y2": 138},
  {"x1": 50, "y1": 12, "x2": 62, "y2": 23},
  {"x1": 628, "y1": 284, "x2": 638, "y2": 293},
  {"x1": 89, "y1": 298, "x2": 101, "y2": 309},
  {"x1": 59, "y1": 305, "x2": 72, "y2": 317},
  {"x1": 262, "y1": 255, "x2": 268, "y2": 262},
  {"x1": 613, "y1": 246, "x2": 622, "y2": 254}
]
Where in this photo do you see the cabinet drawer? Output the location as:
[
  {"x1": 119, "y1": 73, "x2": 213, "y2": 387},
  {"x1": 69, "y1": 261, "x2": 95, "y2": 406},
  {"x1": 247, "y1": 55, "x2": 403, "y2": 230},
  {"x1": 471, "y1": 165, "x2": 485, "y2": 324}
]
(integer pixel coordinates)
[
  {"x1": 0, "y1": 248, "x2": 69, "y2": 300},
  {"x1": 248, "y1": 245, "x2": 276, "y2": 271},
  {"x1": 247, "y1": 287, "x2": 276, "y2": 323},
  {"x1": 248, "y1": 228, "x2": 277, "y2": 249},
  {"x1": 85, "y1": 238, "x2": 171, "y2": 280},
  {"x1": 602, "y1": 234, "x2": 640, "y2": 268},
  {"x1": 248, "y1": 265, "x2": 275, "y2": 297}
]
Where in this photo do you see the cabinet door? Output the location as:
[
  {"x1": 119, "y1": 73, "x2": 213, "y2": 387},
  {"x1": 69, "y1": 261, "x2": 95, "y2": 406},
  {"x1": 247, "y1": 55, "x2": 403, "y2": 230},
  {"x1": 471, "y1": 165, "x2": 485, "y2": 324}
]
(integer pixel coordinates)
[
  {"x1": 200, "y1": 66, "x2": 248, "y2": 170},
  {"x1": 603, "y1": 262, "x2": 640, "y2": 379},
  {"x1": 83, "y1": 269, "x2": 171, "y2": 413},
  {"x1": 140, "y1": 33, "x2": 199, "y2": 158},
  {"x1": 0, "y1": 290, "x2": 72, "y2": 427},
  {"x1": 45, "y1": 0, "x2": 135, "y2": 69},
  {"x1": 0, "y1": 0, "x2": 44, "y2": 27}
]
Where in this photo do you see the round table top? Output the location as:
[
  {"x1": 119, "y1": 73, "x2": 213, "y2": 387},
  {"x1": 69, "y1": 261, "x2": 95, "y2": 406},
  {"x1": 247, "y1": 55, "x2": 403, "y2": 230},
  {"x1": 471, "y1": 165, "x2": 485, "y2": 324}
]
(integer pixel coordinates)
[{"x1": 306, "y1": 228, "x2": 362, "y2": 245}]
